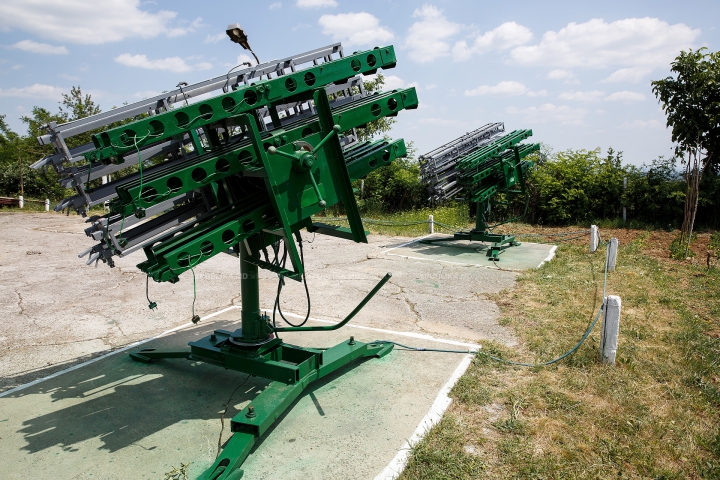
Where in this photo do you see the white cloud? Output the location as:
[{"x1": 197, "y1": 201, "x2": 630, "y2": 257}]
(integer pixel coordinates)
[
  {"x1": 269, "y1": 2, "x2": 282, "y2": 9},
  {"x1": 601, "y1": 67, "x2": 652, "y2": 83},
  {"x1": 403, "y1": 5, "x2": 462, "y2": 63},
  {"x1": 506, "y1": 103, "x2": 587, "y2": 125},
  {"x1": 558, "y1": 90, "x2": 606, "y2": 102},
  {"x1": 11, "y1": 64, "x2": 24, "y2": 70},
  {"x1": 604, "y1": 91, "x2": 646, "y2": 102},
  {"x1": 0, "y1": 0, "x2": 202, "y2": 45},
  {"x1": 527, "y1": 89, "x2": 548, "y2": 97},
  {"x1": 11, "y1": 39, "x2": 68, "y2": 55},
  {"x1": 619, "y1": 119, "x2": 663, "y2": 129},
  {"x1": 0, "y1": 83, "x2": 65, "y2": 99},
  {"x1": 425, "y1": 83, "x2": 437, "y2": 90},
  {"x1": 510, "y1": 18, "x2": 700, "y2": 70},
  {"x1": 382, "y1": 75, "x2": 420, "y2": 91},
  {"x1": 204, "y1": 32, "x2": 226, "y2": 44},
  {"x1": 465, "y1": 81, "x2": 528, "y2": 97},
  {"x1": 224, "y1": 54, "x2": 255, "y2": 69},
  {"x1": 59, "y1": 73, "x2": 80, "y2": 81},
  {"x1": 115, "y1": 54, "x2": 212, "y2": 73},
  {"x1": 547, "y1": 69, "x2": 578, "y2": 83},
  {"x1": 318, "y1": 12, "x2": 393, "y2": 47},
  {"x1": 452, "y1": 22, "x2": 532, "y2": 61},
  {"x1": 297, "y1": 0, "x2": 336, "y2": 7}
]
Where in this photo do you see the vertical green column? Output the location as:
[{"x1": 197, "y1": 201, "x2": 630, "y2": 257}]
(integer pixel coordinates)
[
  {"x1": 475, "y1": 201, "x2": 487, "y2": 232},
  {"x1": 239, "y1": 243, "x2": 264, "y2": 342}
]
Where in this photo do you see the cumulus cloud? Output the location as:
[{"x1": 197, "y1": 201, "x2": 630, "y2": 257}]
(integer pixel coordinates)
[
  {"x1": 601, "y1": 67, "x2": 652, "y2": 83},
  {"x1": 465, "y1": 81, "x2": 528, "y2": 96},
  {"x1": 297, "y1": 0, "x2": 336, "y2": 7},
  {"x1": 0, "y1": 83, "x2": 65, "y2": 99},
  {"x1": 558, "y1": 90, "x2": 606, "y2": 102},
  {"x1": 0, "y1": 0, "x2": 202, "y2": 45},
  {"x1": 547, "y1": 69, "x2": 578, "y2": 83},
  {"x1": 204, "y1": 32, "x2": 226, "y2": 44},
  {"x1": 506, "y1": 103, "x2": 588, "y2": 125},
  {"x1": 318, "y1": 12, "x2": 393, "y2": 47},
  {"x1": 115, "y1": 54, "x2": 212, "y2": 73},
  {"x1": 452, "y1": 22, "x2": 532, "y2": 61},
  {"x1": 604, "y1": 91, "x2": 646, "y2": 102},
  {"x1": 11, "y1": 40, "x2": 68, "y2": 55},
  {"x1": 403, "y1": 5, "x2": 462, "y2": 63},
  {"x1": 527, "y1": 90, "x2": 548, "y2": 97},
  {"x1": 381, "y1": 75, "x2": 420, "y2": 92},
  {"x1": 223, "y1": 54, "x2": 255, "y2": 69},
  {"x1": 510, "y1": 18, "x2": 700, "y2": 69}
]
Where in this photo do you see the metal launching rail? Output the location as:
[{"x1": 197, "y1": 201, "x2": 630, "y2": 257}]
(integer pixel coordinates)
[
  {"x1": 419, "y1": 124, "x2": 540, "y2": 260},
  {"x1": 30, "y1": 42, "x2": 417, "y2": 480}
]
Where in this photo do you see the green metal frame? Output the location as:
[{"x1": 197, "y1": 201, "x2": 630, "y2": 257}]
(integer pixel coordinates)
[
  {"x1": 131, "y1": 245, "x2": 394, "y2": 480},
  {"x1": 420, "y1": 134, "x2": 540, "y2": 261},
  {"x1": 113, "y1": 59, "x2": 417, "y2": 476}
]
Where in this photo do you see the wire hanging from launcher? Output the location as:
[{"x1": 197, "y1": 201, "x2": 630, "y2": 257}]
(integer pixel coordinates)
[{"x1": 272, "y1": 233, "x2": 312, "y2": 329}]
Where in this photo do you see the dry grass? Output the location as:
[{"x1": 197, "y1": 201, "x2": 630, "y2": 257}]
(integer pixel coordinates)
[{"x1": 400, "y1": 226, "x2": 720, "y2": 479}]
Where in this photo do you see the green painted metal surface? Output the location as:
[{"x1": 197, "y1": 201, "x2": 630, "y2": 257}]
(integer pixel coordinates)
[
  {"x1": 422, "y1": 130, "x2": 540, "y2": 260},
  {"x1": 58, "y1": 41, "x2": 419, "y2": 480},
  {"x1": 88, "y1": 46, "x2": 398, "y2": 163}
]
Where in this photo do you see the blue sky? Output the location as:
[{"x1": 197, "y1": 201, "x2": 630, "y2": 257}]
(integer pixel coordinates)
[{"x1": 1, "y1": 0, "x2": 718, "y2": 165}]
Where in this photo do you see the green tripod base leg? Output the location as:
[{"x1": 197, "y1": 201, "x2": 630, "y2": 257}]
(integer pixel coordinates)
[
  {"x1": 420, "y1": 230, "x2": 520, "y2": 261},
  {"x1": 129, "y1": 335, "x2": 393, "y2": 480}
]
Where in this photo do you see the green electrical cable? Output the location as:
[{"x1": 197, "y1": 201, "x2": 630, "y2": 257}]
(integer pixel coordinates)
[{"x1": 374, "y1": 239, "x2": 611, "y2": 367}]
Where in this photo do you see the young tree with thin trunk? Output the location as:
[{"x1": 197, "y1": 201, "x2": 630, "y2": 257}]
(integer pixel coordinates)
[{"x1": 652, "y1": 48, "x2": 720, "y2": 257}]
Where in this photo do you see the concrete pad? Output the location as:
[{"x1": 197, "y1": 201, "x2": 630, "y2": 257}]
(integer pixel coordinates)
[
  {"x1": 0, "y1": 307, "x2": 475, "y2": 480},
  {"x1": 383, "y1": 235, "x2": 557, "y2": 271},
  {"x1": 1, "y1": 214, "x2": 519, "y2": 395}
]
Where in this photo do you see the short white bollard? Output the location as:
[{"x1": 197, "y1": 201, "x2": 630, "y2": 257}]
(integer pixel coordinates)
[
  {"x1": 45, "y1": 199, "x2": 50, "y2": 212},
  {"x1": 19, "y1": 195, "x2": 24, "y2": 209},
  {"x1": 607, "y1": 238, "x2": 619, "y2": 272},
  {"x1": 590, "y1": 225, "x2": 599, "y2": 252},
  {"x1": 600, "y1": 295, "x2": 622, "y2": 365},
  {"x1": 428, "y1": 214, "x2": 434, "y2": 234}
]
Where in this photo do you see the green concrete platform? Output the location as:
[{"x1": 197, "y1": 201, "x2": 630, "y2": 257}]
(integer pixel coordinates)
[
  {"x1": 384, "y1": 235, "x2": 557, "y2": 270},
  {"x1": 0, "y1": 307, "x2": 475, "y2": 480}
]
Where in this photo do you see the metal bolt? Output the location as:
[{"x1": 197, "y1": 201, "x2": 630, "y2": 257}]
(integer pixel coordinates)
[
  {"x1": 349, "y1": 336, "x2": 355, "y2": 345},
  {"x1": 246, "y1": 405, "x2": 256, "y2": 418}
]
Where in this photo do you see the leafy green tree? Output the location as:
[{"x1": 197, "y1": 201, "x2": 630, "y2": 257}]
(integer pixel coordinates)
[
  {"x1": 652, "y1": 48, "x2": 720, "y2": 256},
  {"x1": 0, "y1": 86, "x2": 101, "y2": 200},
  {"x1": 354, "y1": 73, "x2": 397, "y2": 141}
]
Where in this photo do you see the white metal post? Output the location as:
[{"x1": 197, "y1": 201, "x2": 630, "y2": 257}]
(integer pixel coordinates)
[
  {"x1": 607, "y1": 238, "x2": 619, "y2": 272},
  {"x1": 18, "y1": 195, "x2": 24, "y2": 209},
  {"x1": 428, "y1": 214, "x2": 434, "y2": 234},
  {"x1": 45, "y1": 199, "x2": 50, "y2": 212},
  {"x1": 622, "y1": 177, "x2": 627, "y2": 222},
  {"x1": 600, "y1": 295, "x2": 622, "y2": 365},
  {"x1": 590, "y1": 225, "x2": 599, "y2": 253}
]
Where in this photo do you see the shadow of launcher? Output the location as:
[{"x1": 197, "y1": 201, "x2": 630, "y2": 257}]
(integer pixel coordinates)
[
  {"x1": 31, "y1": 43, "x2": 417, "y2": 480},
  {"x1": 418, "y1": 123, "x2": 540, "y2": 261}
]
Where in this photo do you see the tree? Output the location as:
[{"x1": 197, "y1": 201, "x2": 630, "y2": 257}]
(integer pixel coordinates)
[
  {"x1": 652, "y1": 48, "x2": 720, "y2": 257},
  {"x1": 354, "y1": 73, "x2": 397, "y2": 141},
  {"x1": 0, "y1": 86, "x2": 101, "y2": 200}
]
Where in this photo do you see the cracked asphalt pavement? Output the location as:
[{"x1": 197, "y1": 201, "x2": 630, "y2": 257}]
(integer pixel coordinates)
[{"x1": 0, "y1": 212, "x2": 518, "y2": 393}]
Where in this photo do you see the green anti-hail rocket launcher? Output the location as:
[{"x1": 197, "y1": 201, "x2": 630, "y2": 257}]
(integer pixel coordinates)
[
  {"x1": 418, "y1": 123, "x2": 540, "y2": 260},
  {"x1": 32, "y1": 38, "x2": 417, "y2": 479}
]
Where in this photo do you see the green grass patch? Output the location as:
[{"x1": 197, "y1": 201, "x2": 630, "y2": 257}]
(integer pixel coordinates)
[{"x1": 400, "y1": 231, "x2": 720, "y2": 479}]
